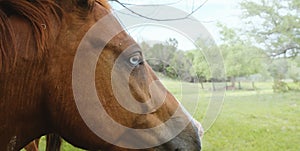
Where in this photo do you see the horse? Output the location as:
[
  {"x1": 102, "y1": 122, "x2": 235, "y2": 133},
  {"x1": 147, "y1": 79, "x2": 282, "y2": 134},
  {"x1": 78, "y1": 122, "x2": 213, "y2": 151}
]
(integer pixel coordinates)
[{"x1": 0, "y1": 0, "x2": 203, "y2": 150}]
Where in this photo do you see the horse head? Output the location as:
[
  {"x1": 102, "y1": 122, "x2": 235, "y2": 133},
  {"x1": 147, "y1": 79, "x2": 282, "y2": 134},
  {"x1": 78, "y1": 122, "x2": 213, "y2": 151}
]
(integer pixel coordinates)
[{"x1": 0, "y1": 0, "x2": 203, "y2": 150}]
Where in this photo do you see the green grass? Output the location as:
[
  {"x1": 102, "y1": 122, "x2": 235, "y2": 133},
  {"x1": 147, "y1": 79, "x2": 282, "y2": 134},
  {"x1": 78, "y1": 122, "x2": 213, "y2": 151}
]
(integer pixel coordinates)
[
  {"x1": 25, "y1": 81, "x2": 300, "y2": 151},
  {"x1": 203, "y1": 91, "x2": 299, "y2": 151}
]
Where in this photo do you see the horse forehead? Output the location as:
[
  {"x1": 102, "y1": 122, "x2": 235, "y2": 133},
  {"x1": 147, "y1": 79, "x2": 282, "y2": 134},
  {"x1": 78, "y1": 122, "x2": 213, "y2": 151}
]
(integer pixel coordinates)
[{"x1": 116, "y1": 33, "x2": 137, "y2": 48}]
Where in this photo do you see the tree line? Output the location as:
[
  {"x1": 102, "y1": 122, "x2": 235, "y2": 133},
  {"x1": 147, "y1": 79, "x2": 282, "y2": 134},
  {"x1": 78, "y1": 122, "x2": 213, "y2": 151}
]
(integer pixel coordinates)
[{"x1": 139, "y1": 0, "x2": 300, "y2": 92}]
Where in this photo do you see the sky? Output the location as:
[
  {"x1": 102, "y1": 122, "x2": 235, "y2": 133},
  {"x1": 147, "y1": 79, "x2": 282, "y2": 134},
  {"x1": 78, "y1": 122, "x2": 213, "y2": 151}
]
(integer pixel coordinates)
[{"x1": 109, "y1": 0, "x2": 242, "y2": 50}]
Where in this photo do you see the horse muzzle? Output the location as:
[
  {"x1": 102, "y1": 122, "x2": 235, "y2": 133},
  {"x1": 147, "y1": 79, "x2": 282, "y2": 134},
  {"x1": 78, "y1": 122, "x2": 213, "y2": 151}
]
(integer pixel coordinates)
[{"x1": 154, "y1": 120, "x2": 203, "y2": 151}]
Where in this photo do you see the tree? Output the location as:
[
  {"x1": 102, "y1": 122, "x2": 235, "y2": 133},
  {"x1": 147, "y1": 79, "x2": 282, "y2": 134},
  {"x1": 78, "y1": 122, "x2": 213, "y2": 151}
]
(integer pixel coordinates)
[
  {"x1": 268, "y1": 59, "x2": 288, "y2": 80},
  {"x1": 240, "y1": 0, "x2": 300, "y2": 58},
  {"x1": 185, "y1": 49, "x2": 210, "y2": 88},
  {"x1": 288, "y1": 58, "x2": 300, "y2": 83},
  {"x1": 239, "y1": 0, "x2": 300, "y2": 92},
  {"x1": 170, "y1": 50, "x2": 194, "y2": 81},
  {"x1": 141, "y1": 38, "x2": 194, "y2": 80},
  {"x1": 218, "y1": 24, "x2": 264, "y2": 89},
  {"x1": 142, "y1": 39, "x2": 176, "y2": 75}
]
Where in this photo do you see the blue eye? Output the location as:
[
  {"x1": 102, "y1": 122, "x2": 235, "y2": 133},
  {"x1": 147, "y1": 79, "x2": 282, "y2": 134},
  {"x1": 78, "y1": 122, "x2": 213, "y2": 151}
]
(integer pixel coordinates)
[{"x1": 129, "y1": 55, "x2": 141, "y2": 66}]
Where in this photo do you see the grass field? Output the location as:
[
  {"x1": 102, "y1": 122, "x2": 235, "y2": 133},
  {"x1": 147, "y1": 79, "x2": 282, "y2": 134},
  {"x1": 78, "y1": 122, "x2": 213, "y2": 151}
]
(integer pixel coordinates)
[{"x1": 26, "y1": 80, "x2": 300, "y2": 151}]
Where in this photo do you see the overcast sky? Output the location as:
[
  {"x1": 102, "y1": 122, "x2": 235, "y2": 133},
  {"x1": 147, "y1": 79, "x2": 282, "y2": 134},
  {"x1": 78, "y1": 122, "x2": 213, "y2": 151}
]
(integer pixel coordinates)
[{"x1": 109, "y1": 0, "x2": 242, "y2": 50}]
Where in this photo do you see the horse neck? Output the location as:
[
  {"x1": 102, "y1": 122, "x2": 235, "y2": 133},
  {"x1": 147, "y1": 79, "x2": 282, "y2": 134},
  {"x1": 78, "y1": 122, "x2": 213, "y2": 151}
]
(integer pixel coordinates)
[{"x1": 0, "y1": 9, "x2": 61, "y2": 151}]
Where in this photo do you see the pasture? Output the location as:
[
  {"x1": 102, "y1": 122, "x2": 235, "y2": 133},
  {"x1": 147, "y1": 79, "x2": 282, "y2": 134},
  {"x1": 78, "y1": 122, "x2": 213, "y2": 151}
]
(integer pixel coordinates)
[{"x1": 26, "y1": 80, "x2": 300, "y2": 151}]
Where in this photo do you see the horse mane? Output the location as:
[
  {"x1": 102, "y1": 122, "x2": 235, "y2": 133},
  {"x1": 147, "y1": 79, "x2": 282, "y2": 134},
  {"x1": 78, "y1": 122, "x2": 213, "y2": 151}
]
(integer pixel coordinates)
[
  {"x1": 0, "y1": 0, "x2": 62, "y2": 72},
  {"x1": 0, "y1": 0, "x2": 111, "y2": 72}
]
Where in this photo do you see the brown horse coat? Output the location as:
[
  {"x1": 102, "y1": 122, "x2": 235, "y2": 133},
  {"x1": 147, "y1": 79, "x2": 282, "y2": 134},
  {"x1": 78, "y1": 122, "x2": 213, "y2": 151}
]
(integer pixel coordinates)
[{"x1": 0, "y1": 0, "x2": 202, "y2": 150}]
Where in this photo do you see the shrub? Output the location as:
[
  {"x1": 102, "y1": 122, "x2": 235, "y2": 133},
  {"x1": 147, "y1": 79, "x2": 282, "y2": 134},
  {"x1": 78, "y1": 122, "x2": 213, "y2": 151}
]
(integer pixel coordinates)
[{"x1": 272, "y1": 80, "x2": 289, "y2": 93}]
